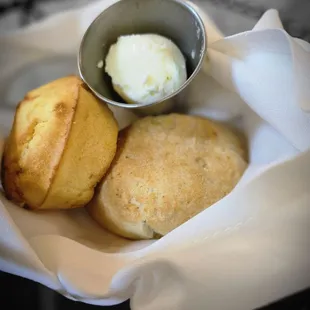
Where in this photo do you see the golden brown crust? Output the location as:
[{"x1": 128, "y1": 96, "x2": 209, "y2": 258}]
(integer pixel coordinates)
[
  {"x1": 87, "y1": 114, "x2": 248, "y2": 240},
  {"x1": 1, "y1": 76, "x2": 118, "y2": 210},
  {"x1": 40, "y1": 85, "x2": 119, "y2": 209}
]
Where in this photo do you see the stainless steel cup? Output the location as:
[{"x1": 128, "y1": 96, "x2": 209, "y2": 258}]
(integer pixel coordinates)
[{"x1": 78, "y1": 0, "x2": 206, "y2": 115}]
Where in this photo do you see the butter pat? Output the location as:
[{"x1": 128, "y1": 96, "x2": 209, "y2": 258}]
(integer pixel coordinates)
[{"x1": 105, "y1": 34, "x2": 187, "y2": 105}]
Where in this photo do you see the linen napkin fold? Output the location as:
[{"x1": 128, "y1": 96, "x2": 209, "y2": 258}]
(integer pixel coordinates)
[{"x1": 205, "y1": 8, "x2": 310, "y2": 150}]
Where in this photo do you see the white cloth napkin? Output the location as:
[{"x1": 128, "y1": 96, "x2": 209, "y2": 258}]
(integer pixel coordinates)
[{"x1": 0, "y1": 1, "x2": 310, "y2": 309}]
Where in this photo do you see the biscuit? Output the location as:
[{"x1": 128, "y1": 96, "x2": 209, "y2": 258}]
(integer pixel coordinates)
[{"x1": 87, "y1": 113, "x2": 248, "y2": 239}]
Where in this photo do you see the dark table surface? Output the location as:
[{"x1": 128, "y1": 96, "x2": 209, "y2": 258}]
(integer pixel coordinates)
[{"x1": 1, "y1": 271, "x2": 309, "y2": 310}]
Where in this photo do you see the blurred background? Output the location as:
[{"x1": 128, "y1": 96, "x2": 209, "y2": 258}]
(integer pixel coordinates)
[
  {"x1": 1, "y1": 0, "x2": 310, "y2": 38},
  {"x1": 0, "y1": 0, "x2": 310, "y2": 309}
]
